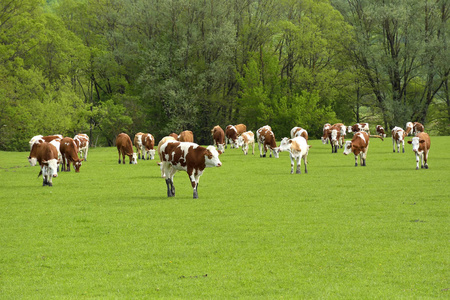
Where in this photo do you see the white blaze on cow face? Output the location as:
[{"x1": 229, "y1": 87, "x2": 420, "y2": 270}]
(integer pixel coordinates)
[
  {"x1": 29, "y1": 157, "x2": 38, "y2": 166},
  {"x1": 279, "y1": 137, "x2": 291, "y2": 152},
  {"x1": 132, "y1": 153, "x2": 138, "y2": 164},
  {"x1": 205, "y1": 146, "x2": 222, "y2": 167},
  {"x1": 410, "y1": 137, "x2": 421, "y2": 153},
  {"x1": 343, "y1": 141, "x2": 352, "y2": 155}
]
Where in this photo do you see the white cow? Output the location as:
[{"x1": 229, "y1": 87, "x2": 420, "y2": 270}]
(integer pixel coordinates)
[
  {"x1": 279, "y1": 136, "x2": 311, "y2": 174},
  {"x1": 237, "y1": 131, "x2": 255, "y2": 155}
]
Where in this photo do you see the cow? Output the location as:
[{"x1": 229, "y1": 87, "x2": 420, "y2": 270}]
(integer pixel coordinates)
[
  {"x1": 35, "y1": 142, "x2": 59, "y2": 186},
  {"x1": 235, "y1": 124, "x2": 247, "y2": 136},
  {"x1": 256, "y1": 125, "x2": 279, "y2": 158},
  {"x1": 391, "y1": 126, "x2": 406, "y2": 153},
  {"x1": 321, "y1": 123, "x2": 331, "y2": 144},
  {"x1": 348, "y1": 123, "x2": 370, "y2": 134},
  {"x1": 116, "y1": 133, "x2": 137, "y2": 164},
  {"x1": 376, "y1": 125, "x2": 386, "y2": 138},
  {"x1": 327, "y1": 124, "x2": 341, "y2": 153},
  {"x1": 237, "y1": 131, "x2": 255, "y2": 155},
  {"x1": 28, "y1": 135, "x2": 62, "y2": 169},
  {"x1": 290, "y1": 127, "x2": 308, "y2": 141},
  {"x1": 134, "y1": 132, "x2": 145, "y2": 159},
  {"x1": 60, "y1": 137, "x2": 82, "y2": 172},
  {"x1": 211, "y1": 125, "x2": 225, "y2": 152},
  {"x1": 159, "y1": 141, "x2": 222, "y2": 198},
  {"x1": 279, "y1": 136, "x2": 311, "y2": 174},
  {"x1": 405, "y1": 122, "x2": 424, "y2": 136},
  {"x1": 157, "y1": 136, "x2": 177, "y2": 178},
  {"x1": 225, "y1": 125, "x2": 239, "y2": 149},
  {"x1": 343, "y1": 131, "x2": 370, "y2": 167},
  {"x1": 407, "y1": 132, "x2": 431, "y2": 170},
  {"x1": 74, "y1": 133, "x2": 89, "y2": 161},
  {"x1": 332, "y1": 123, "x2": 346, "y2": 146},
  {"x1": 134, "y1": 132, "x2": 156, "y2": 160},
  {"x1": 178, "y1": 130, "x2": 194, "y2": 142}
]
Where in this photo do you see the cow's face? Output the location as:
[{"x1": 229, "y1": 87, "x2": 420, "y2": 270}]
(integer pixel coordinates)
[
  {"x1": 28, "y1": 156, "x2": 37, "y2": 166},
  {"x1": 279, "y1": 137, "x2": 291, "y2": 152},
  {"x1": 347, "y1": 126, "x2": 353, "y2": 133},
  {"x1": 273, "y1": 147, "x2": 280, "y2": 158},
  {"x1": 205, "y1": 146, "x2": 222, "y2": 167},
  {"x1": 237, "y1": 136, "x2": 244, "y2": 148},
  {"x1": 217, "y1": 144, "x2": 225, "y2": 152},
  {"x1": 44, "y1": 159, "x2": 59, "y2": 178},
  {"x1": 331, "y1": 130, "x2": 339, "y2": 145},
  {"x1": 343, "y1": 141, "x2": 352, "y2": 155},
  {"x1": 407, "y1": 137, "x2": 423, "y2": 153},
  {"x1": 74, "y1": 160, "x2": 82, "y2": 172},
  {"x1": 132, "y1": 153, "x2": 138, "y2": 164},
  {"x1": 149, "y1": 149, "x2": 156, "y2": 160}
]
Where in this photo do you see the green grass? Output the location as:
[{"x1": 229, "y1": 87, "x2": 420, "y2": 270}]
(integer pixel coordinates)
[{"x1": 1, "y1": 137, "x2": 449, "y2": 298}]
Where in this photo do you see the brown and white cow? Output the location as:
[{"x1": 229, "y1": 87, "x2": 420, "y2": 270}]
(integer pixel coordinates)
[
  {"x1": 407, "y1": 132, "x2": 431, "y2": 170},
  {"x1": 60, "y1": 137, "x2": 82, "y2": 172},
  {"x1": 134, "y1": 132, "x2": 156, "y2": 160},
  {"x1": 74, "y1": 133, "x2": 89, "y2": 161},
  {"x1": 116, "y1": 133, "x2": 137, "y2": 164},
  {"x1": 237, "y1": 131, "x2": 255, "y2": 155},
  {"x1": 134, "y1": 132, "x2": 145, "y2": 159},
  {"x1": 290, "y1": 127, "x2": 308, "y2": 141},
  {"x1": 256, "y1": 125, "x2": 279, "y2": 158},
  {"x1": 333, "y1": 123, "x2": 346, "y2": 146},
  {"x1": 376, "y1": 125, "x2": 386, "y2": 138},
  {"x1": 159, "y1": 141, "x2": 222, "y2": 198},
  {"x1": 211, "y1": 125, "x2": 225, "y2": 152},
  {"x1": 405, "y1": 122, "x2": 424, "y2": 136},
  {"x1": 28, "y1": 135, "x2": 62, "y2": 169},
  {"x1": 225, "y1": 125, "x2": 239, "y2": 149},
  {"x1": 157, "y1": 136, "x2": 177, "y2": 178},
  {"x1": 348, "y1": 123, "x2": 370, "y2": 134},
  {"x1": 391, "y1": 126, "x2": 406, "y2": 153},
  {"x1": 343, "y1": 131, "x2": 370, "y2": 167},
  {"x1": 35, "y1": 142, "x2": 59, "y2": 186},
  {"x1": 279, "y1": 136, "x2": 311, "y2": 174},
  {"x1": 327, "y1": 124, "x2": 341, "y2": 153},
  {"x1": 321, "y1": 123, "x2": 331, "y2": 144},
  {"x1": 178, "y1": 130, "x2": 194, "y2": 142}
]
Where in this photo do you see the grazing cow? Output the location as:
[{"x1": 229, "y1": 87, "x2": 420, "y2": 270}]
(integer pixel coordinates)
[
  {"x1": 157, "y1": 136, "x2": 177, "y2": 178},
  {"x1": 35, "y1": 142, "x2": 59, "y2": 186},
  {"x1": 134, "y1": 132, "x2": 145, "y2": 159},
  {"x1": 256, "y1": 125, "x2": 279, "y2": 158},
  {"x1": 332, "y1": 123, "x2": 346, "y2": 146},
  {"x1": 116, "y1": 133, "x2": 137, "y2": 164},
  {"x1": 279, "y1": 136, "x2": 311, "y2": 174},
  {"x1": 60, "y1": 137, "x2": 82, "y2": 172},
  {"x1": 405, "y1": 122, "x2": 425, "y2": 136},
  {"x1": 407, "y1": 132, "x2": 431, "y2": 170},
  {"x1": 237, "y1": 131, "x2": 255, "y2": 155},
  {"x1": 74, "y1": 133, "x2": 89, "y2": 161},
  {"x1": 134, "y1": 132, "x2": 156, "y2": 160},
  {"x1": 225, "y1": 125, "x2": 239, "y2": 149},
  {"x1": 343, "y1": 131, "x2": 370, "y2": 167},
  {"x1": 290, "y1": 127, "x2": 308, "y2": 141},
  {"x1": 211, "y1": 125, "x2": 225, "y2": 152},
  {"x1": 391, "y1": 126, "x2": 406, "y2": 153},
  {"x1": 159, "y1": 141, "x2": 222, "y2": 198},
  {"x1": 321, "y1": 123, "x2": 331, "y2": 144},
  {"x1": 178, "y1": 130, "x2": 194, "y2": 142},
  {"x1": 376, "y1": 125, "x2": 386, "y2": 138}
]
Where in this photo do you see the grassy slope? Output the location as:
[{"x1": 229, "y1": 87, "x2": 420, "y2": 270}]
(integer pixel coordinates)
[{"x1": 0, "y1": 137, "x2": 449, "y2": 298}]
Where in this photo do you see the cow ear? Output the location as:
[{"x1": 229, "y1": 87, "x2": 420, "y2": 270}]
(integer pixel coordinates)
[
  {"x1": 407, "y1": 141, "x2": 412, "y2": 144},
  {"x1": 218, "y1": 150, "x2": 223, "y2": 155}
]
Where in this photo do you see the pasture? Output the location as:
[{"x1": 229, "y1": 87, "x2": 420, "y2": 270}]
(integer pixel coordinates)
[{"x1": 1, "y1": 136, "x2": 449, "y2": 298}]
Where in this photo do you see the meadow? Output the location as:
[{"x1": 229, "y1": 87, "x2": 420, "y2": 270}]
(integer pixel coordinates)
[{"x1": 0, "y1": 136, "x2": 449, "y2": 299}]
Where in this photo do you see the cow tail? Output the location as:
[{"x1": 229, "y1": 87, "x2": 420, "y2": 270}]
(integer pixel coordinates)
[
  {"x1": 38, "y1": 170, "x2": 42, "y2": 177},
  {"x1": 370, "y1": 135, "x2": 384, "y2": 141}
]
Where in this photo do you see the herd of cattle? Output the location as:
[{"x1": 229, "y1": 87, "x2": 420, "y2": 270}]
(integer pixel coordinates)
[{"x1": 27, "y1": 121, "x2": 431, "y2": 198}]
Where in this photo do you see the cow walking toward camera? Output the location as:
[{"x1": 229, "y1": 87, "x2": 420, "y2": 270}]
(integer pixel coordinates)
[
  {"x1": 343, "y1": 131, "x2": 370, "y2": 166},
  {"x1": 159, "y1": 141, "x2": 222, "y2": 199},
  {"x1": 157, "y1": 136, "x2": 177, "y2": 178},
  {"x1": 257, "y1": 125, "x2": 279, "y2": 158},
  {"x1": 60, "y1": 137, "x2": 82, "y2": 172},
  {"x1": 116, "y1": 133, "x2": 137, "y2": 164},
  {"x1": 376, "y1": 125, "x2": 386, "y2": 138},
  {"x1": 392, "y1": 126, "x2": 406, "y2": 153},
  {"x1": 407, "y1": 132, "x2": 431, "y2": 170},
  {"x1": 35, "y1": 142, "x2": 59, "y2": 186},
  {"x1": 279, "y1": 136, "x2": 311, "y2": 174},
  {"x1": 237, "y1": 131, "x2": 255, "y2": 155},
  {"x1": 321, "y1": 123, "x2": 331, "y2": 144}
]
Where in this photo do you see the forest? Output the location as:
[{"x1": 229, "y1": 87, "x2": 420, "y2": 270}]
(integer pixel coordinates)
[{"x1": 1, "y1": 0, "x2": 449, "y2": 151}]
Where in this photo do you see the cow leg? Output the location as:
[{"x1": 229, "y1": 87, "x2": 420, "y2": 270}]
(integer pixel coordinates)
[
  {"x1": 354, "y1": 155, "x2": 358, "y2": 167},
  {"x1": 303, "y1": 156, "x2": 308, "y2": 174},
  {"x1": 402, "y1": 141, "x2": 405, "y2": 153},
  {"x1": 424, "y1": 151, "x2": 429, "y2": 169},
  {"x1": 415, "y1": 153, "x2": 420, "y2": 170},
  {"x1": 118, "y1": 150, "x2": 121, "y2": 164},
  {"x1": 392, "y1": 139, "x2": 396, "y2": 152},
  {"x1": 165, "y1": 178, "x2": 174, "y2": 197}
]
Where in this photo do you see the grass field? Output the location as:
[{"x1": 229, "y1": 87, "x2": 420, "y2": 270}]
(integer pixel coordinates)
[{"x1": 1, "y1": 136, "x2": 449, "y2": 298}]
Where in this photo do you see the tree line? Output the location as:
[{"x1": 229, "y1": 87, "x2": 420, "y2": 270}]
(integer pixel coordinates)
[{"x1": 1, "y1": 0, "x2": 448, "y2": 151}]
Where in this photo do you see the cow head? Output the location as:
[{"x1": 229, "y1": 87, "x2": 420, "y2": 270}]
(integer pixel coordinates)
[
  {"x1": 279, "y1": 137, "x2": 291, "y2": 152},
  {"x1": 217, "y1": 143, "x2": 225, "y2": 152},
  {"x1": 131, "y1": 153, "x2": 138, "y2": 164},
  {"x1": 28, "y1": 156, "x2": 38, "y2": 166},
  {"x1": 237, "y1": 136, "x2": 244, "y2": 148},
  {"x1": 405, "y1": 122, "x2": 413, "y2": 135},
  {"x1": 43, "y1": 159, "x2": 59, "y2": 178},
  {"x1": 347, "y1": 125, "x2": 353, "y2": 133},
  {"x1": 343, "y1": 141, "x2": 353, "y2": 155},
  {"x1": 74, "y1": 160, "x2": 82, "y2": 172},
  {"x1": 407, "y1": 137, "x2": 425, "y2": 153},
  {"x1": 330, "y1": 129, "x2": 339, "y2": 146},
  {"x1": 272, "y1": 147, "x2": 280, "y2": 158},
  {"x1": 205, "y1": 146, "x2": 222, "y2": 167},
  {"x1": 149, "y1": 149, "x2": 156, "y2": 160}
]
